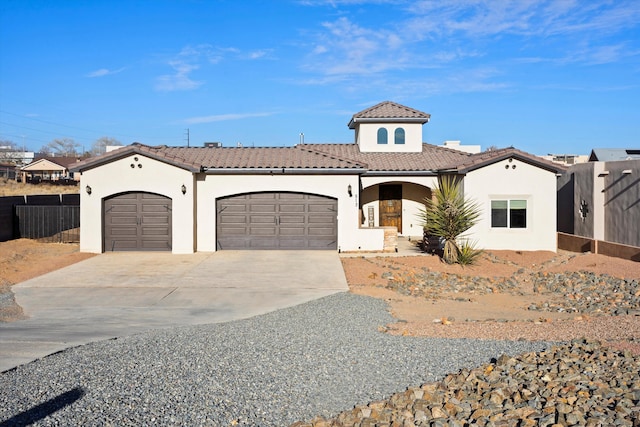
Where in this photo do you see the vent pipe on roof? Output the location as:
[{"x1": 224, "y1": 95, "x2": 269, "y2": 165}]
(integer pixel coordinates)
[{"x1": 300, "y1": 133, "x2": 304, "y2": 145}]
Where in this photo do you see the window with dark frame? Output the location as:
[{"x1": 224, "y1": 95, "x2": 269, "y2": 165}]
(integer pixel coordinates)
[{"x1": 491, "y1": 199, "x2": 526, "y2": 228}]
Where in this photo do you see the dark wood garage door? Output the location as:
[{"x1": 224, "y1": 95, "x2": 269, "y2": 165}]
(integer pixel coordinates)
[
  {"x1": 104, "y1": 192, "x2": 172, "y2": 251},
  {"x1": 216, "y1": 192, "x2": 337, "y2": 250}
]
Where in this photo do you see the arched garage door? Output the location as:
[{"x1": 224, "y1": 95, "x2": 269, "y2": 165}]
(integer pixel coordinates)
[
  {"x1": 216, "y1": 192, "x2": 337, "y2": 250},
  {"x1": 104, "y1": 192, "x2": 172, "y2": 251}
]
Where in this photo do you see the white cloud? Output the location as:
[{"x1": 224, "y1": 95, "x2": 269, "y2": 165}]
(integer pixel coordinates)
[
  {"x1": 305, "y1": 17, "x2": 412, "y2": 76},
  {"x1": 155, "y1": 61, "x2": 203, "y2": 92},
  {"x1": 300, "y1": 0, "x2": 640, "y2": 87},
  {"x1": 86, "y1": 67, "x2": 125, "y2": 78},
  {"x1": 183, "y1": 112, "x2": 274, "y2": 124},
  {"x1": 155, "y1": 44, "x2": 273, "y2": 91},
  {"x1": 405, "y1": 0, "x2": 640, "y2": 38}
]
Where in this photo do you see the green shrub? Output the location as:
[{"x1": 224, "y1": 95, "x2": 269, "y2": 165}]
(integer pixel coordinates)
[{"x1": 457, "y1": 241, "x2": 483, "y2": 266}]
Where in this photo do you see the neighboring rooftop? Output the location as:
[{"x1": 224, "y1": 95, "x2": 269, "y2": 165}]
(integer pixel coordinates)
[
  {"x1": 588, "y1": 148, "x2": 640, "y2": 162},
  {"x1": 439, "y1": 140, "x2": 481, "y2": 154},
  {"x1": 25, "y1": 156, "x2": 82, "y2": 169}
]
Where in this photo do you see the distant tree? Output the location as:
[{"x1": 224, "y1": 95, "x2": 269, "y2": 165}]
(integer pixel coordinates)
[
  {"x1": 41, "y1": 138, "x2": 81, "y2": 157},
  {"x1": 485, "y1": 145, "x2": 499, "y2": 152},
  {"x1": 0, "y1": 140, "x2": 19, "y2": 164},
  {"x1": 0, "y1": 139, "x2": 17, "y2": 149},
  {"x1": 91, "y1": 136, "x2": 122, "y2": 156}
]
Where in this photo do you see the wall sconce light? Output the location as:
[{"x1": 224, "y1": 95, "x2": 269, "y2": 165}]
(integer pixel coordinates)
[
  {"x1": 181, "y1": 184, "x2": 187, "y2": 195},
  {"x1": 347, "y1": 184, "x2": 353, "y2": 197},
  {"x1": 622, "y1": 169, "x2": 632, "y2": 175},
  {"x1": 85, "y1": 185, "x2": 92, "y2": 195}
]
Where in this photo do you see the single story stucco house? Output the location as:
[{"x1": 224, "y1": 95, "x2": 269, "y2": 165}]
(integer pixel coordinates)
[
  {"x1": 21, "y1": 156, "x2": 81, "y2": 182},
  {"x1": 69, "y1": 101, "x2": 565, "y2": 254}
]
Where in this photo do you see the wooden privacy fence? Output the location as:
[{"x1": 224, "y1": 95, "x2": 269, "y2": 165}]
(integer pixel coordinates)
[
  {"x1": 14, "y1": 205, "x2": 80, "y2": 243},
  {"x1": 0, "y1": 194, "x2": 80, "y2": 242},
  {"x1": 557, "y1": 232, "x2": 640, "y2": 262}
]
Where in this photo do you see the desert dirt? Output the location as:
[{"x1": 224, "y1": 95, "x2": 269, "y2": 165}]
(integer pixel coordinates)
[
  {"x1": 1, "y1": 239, "x2": 639, "y2": 352},
  {"x1": 343, "y1": 249, "x2": 640, "y2": 353},
  {"x1": 0, "y1": 239, "x2": 95, "y2": 321}
]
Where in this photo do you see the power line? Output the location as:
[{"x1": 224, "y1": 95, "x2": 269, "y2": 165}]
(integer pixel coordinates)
[
  {"x1": 0, "y1": 108, "x2": 184, "y2": 149},
  {"x1": 0, "y1": 109, "x2": 141, "y2": 141}
]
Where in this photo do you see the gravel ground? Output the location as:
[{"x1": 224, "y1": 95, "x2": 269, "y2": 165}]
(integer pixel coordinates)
[{"x1": 0, "y1": 293, "x2": 552, "y2": 426}]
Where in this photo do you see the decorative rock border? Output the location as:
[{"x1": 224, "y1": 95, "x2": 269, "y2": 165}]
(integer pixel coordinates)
[{"x1": 292, "y1": 339, "x2": 640, "y2": 427}]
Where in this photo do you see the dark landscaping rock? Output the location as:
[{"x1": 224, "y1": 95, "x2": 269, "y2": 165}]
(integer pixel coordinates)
[{"x1": 294, "y1": 339, "x2": 640, "y2": 427}]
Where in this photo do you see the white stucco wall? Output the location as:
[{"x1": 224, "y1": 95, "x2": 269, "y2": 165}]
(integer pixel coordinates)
[
  {"x1": 464, "y1": 159, "x2": 558, "y2": 251},
  {"x1": 78, "y1": 154, "x2": 196, "y2": 254},
  {"x1": 196, "y1": 173, "x2": 384, "y2": 252},
  {"x1": 355, "y1": 122, "x2": 423, "y2": 153}
]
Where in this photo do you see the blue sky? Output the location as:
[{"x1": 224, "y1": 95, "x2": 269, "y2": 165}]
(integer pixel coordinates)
[{"x1": 1, "y1": 0, "x2": 639, "y2": 156}]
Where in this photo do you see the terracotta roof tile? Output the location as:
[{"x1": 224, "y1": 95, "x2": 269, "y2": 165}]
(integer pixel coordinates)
[
  {"x1": 161, "y1": 146, "x2": 365, "y2": 169},
  {"x1": 349, "y1": 101, "x2": 430, "y2": 128},
  {"x1": 69, "y1": 144, "x2": 203, "y2": 173},
  {"x1": 438, "y1": 147, "x2": 567, "y2": 174},
  {"x1": 71, "y1": 143, "x2": 366, "y2": 173},
  {"x1": 71, "y1": 143, "x2": 564, "y2": 176},
  {"x1": 303, "y1": 143, "x2": 470, "y2": 172}
]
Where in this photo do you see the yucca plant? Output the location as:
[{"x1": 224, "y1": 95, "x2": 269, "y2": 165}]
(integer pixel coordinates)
[
  {"x1": 420, "y1": 176, "x2": 481, "y2": 264},
  {"x1": 457, "y1": 240, "x2": 484, "y2": 266}
]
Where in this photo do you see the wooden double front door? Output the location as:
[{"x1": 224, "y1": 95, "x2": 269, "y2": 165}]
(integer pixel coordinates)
[{"x1": 379, "y1": 184, "x2": 402, "y2": 232}]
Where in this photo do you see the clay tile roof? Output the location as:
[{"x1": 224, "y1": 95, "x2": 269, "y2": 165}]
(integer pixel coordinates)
[
  {"x1": 69, "y1": 144, "x2": 203, "y2": 173},
  {"x1": 70, "y1": 143, "x2": 366, "y2": 173},
  {"x1": 438, "y1": 147, "x2": 567, "y2": 174},
  {"x1": 349, "y1": 101, "x2": 431, "y2": 128},
  {"x1": 303, "y1": 143, "x2": 470, "y2": 172},
  {"x1": 161, "y1": 145, "x2": 365, "y2": 170}
]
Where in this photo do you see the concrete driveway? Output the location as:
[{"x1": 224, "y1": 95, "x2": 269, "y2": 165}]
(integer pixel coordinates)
[{"x1": 0, "y1": 251, "x2": 348, "y2": 372}]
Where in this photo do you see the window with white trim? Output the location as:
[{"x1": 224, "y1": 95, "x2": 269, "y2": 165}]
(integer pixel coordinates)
[
  {"x1": 491, "y1": 199, "x2": 527, "y2": 228},
  {"x1": 394, "y1": 127, "x2": 405, "y2": 144},
  {"x1": 377, "y1": 128, "x2": 388, "y2": 144}
]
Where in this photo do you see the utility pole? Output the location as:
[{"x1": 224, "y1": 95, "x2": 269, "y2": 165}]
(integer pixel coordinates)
[{"x1": 184, "y1": 129, "x2": 190, "y2": 147}]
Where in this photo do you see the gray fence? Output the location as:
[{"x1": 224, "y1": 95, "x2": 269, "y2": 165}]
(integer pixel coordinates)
[
  {"x1": 15, "y1": 205, "x2": 80, "y2": 243},
  {"x1": 0, "y1": 194, "x2": 80, "y2": 242},
  {"x1": 0, "y1": 166, "x2": 17, "y2": 180}
]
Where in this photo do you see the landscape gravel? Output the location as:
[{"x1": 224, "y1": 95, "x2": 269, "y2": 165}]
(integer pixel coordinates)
[{"x1": 0, "y1": 293, "x2": 552, "y2": 426}]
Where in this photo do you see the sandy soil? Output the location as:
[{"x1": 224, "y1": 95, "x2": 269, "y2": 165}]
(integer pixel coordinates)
[
  {"x1": 343, "y1": 250, "x2": 640, "y2": 352},
  {"x1": 0, "y1": 239, "x2": 95, "y2": 321}
]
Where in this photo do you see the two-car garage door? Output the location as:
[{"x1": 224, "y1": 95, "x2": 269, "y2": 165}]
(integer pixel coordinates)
[
  {"x1": 102, "y1": 191, "x2": 337, "y2": 251},
  {"x1": 216, "y1": 192, "x2": 337, "y2": 250}
]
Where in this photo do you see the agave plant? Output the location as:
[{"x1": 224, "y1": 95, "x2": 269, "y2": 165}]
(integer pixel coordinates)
[{"x1": 420, "y1": 176, "x2": 481, "y2": 264}]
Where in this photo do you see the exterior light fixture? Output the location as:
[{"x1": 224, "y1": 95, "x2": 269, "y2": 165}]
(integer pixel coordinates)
[
  {"x1": 85, "y1": 185, "x2": 92, "y2": 195},
  {"x1": 181, "y1": 184, "x2": 187, "y2": 195},
  {"x1": 622, "y1": 169, "x2": 632, "y2": 175},
  {"x1": 347, "y1": 184, "x2": 353, "y2": 197}
]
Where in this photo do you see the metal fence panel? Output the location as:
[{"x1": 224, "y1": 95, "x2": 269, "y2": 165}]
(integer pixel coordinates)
[{"x1": 15, "y1": 205, "x2": 80, "y2": 243}]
